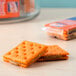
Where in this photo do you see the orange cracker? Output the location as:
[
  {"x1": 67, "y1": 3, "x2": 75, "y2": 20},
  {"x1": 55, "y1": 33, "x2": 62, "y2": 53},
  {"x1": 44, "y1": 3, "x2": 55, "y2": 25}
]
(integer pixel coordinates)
[
  {"x1": 38, "y1": 45, "x2": 69, "y2": 62},
  {"x1": 3, "y1": 41, "x2": 47, "y2": 68}
]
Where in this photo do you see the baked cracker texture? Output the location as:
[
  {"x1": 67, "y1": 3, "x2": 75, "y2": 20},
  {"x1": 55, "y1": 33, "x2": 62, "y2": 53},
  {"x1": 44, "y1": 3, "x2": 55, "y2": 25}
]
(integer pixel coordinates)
[
  {"x1": 38, "y1": 45, "x2": 69, "y2": 62},
  {"x1": 3, "y1": 41, "x2": 47, "y2": 68}
]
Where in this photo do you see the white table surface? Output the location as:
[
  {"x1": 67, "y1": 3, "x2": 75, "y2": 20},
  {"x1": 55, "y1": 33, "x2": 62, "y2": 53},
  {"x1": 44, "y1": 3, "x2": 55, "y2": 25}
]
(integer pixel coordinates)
[{"x1": 0, "y1": 8, "x2": 76, "y2": 76}]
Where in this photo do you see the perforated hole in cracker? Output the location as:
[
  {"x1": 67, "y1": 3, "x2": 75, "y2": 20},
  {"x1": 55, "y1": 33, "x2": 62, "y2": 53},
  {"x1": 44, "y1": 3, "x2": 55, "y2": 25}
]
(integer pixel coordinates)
[
  {"x1": 31, "y1": 47, "x2": 33, "y2": 50},
  {"x1": 30, "y1": 43, "x2": 33, "y2": 46},
  {"x1": 24, "y1": 53, "x2": 26, "y2": 55},
  {"x1": 23, "y1": 46, "x2": 26, "y2": 48},
  {"x1": 39, "y1": 46, "x2": 42, "y2": 49},
  {"x1": 15, "y1": 54, "x2": 18, "y2": 57},
  {"x1": 31, "y1": 51, "x2": 34, "y2": 54},
  {"x1": 7, "y1": 52, "x2": 11, "y2": 55},
  {"x1": 22, "y1": 41, "x2": 26, "y2": 45},
  {"x1": 24, "y1": 57, "x2": 27, "y2": 59},
  {"x1": 16, "y1": 47, "x2": 18, "y2": 50},
  {"x1": 15, "y1": 51, "x2": 19, "y2": 53}
]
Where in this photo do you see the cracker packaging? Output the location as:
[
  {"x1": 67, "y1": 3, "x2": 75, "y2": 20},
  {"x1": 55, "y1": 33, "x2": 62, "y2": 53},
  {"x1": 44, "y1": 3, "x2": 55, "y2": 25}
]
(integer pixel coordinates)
[{"x1": 44, "y1": 17, "x2": 76, "y2": 40}]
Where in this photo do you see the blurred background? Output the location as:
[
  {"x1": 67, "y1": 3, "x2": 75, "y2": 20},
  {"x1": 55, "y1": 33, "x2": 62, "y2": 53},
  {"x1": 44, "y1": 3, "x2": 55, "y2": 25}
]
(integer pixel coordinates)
[{"x1": 39, "y1": 0, "x2": 76, "y2": 8}]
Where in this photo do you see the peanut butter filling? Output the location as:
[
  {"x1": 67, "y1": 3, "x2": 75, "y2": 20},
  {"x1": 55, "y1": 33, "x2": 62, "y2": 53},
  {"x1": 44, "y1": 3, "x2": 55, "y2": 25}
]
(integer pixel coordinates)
[
  {"x1": 40, "y1": 55, "x2": 66, "y2": 60},
  {"x1": 68, "y1": 28, "x2": 76, "y2": 39}
]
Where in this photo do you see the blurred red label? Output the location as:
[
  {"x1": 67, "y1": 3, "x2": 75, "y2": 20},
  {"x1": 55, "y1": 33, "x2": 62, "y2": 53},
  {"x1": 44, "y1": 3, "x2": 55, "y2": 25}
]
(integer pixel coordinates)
[
  {"x1": 7, "y1": 0, "x2": 20, "y2": 18},
  {"x1": 0, "y1": 0, "x2": 20, "y2": 18},
  {"x1": 45, "y1": 20, "x2": 76, "y2": 31}
]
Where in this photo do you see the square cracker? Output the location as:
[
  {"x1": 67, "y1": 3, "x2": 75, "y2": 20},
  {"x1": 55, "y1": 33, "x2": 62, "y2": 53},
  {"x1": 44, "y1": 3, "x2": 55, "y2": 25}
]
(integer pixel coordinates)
[
  {"x1": 38, "y1": 45, "x2": 69, "y2": 61},
  {"x1": 3, "y1": 41, "x2": 47, "y2": 67}
]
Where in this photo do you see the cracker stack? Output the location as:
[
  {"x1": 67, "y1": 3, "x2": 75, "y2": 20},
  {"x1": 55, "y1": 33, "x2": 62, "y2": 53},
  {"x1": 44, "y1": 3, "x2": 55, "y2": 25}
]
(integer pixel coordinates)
[{"x1": 3, "y1": 41, "x2": 69, "y2": 68}]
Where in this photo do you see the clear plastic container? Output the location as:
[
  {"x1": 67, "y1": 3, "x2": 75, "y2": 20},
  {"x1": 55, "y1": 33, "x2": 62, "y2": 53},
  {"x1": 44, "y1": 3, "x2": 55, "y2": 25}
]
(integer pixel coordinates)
[{"x1": 0, "y1": 0, "x2": 40, "y2": 23}]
